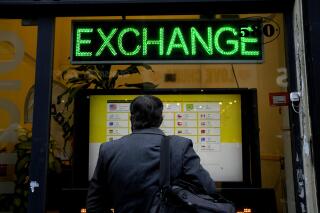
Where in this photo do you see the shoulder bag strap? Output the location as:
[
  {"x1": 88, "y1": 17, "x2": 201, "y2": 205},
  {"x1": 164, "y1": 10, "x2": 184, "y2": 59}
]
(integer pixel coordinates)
[{"x1": 160, "y1": 136, "x2": 171, "y2": 190}]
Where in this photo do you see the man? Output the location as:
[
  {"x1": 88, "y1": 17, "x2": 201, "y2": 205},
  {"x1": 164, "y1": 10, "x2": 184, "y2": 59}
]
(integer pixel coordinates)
[{"x1": 87, "y1": 95, "x2": 215, "y2": 213}]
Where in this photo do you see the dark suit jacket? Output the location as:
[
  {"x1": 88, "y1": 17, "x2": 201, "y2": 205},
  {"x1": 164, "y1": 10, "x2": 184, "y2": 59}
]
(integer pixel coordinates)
[{"x1": 87, "y1": 128, "x2": 216, "y2": 213}]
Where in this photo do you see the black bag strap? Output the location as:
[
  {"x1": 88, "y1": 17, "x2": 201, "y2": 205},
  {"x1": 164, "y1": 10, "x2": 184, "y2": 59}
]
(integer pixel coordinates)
[{"x1": 160, "y1": 136, "x2": 171, "y2": 190}]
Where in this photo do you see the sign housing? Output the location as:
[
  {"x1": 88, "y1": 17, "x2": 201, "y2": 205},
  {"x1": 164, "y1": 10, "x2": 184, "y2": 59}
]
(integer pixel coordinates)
[{"x1": 71, "y1": 20, "x2": 263, "y2": 64}]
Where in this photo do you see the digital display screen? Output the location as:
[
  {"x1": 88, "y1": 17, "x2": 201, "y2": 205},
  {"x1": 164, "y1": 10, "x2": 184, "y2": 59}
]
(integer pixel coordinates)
[
  {"x1": 71, "y1": 20, "x2": 263, "y2": 64},
  {"x1": 88, "y1": 93, "x2": 243, "y2": 182}
]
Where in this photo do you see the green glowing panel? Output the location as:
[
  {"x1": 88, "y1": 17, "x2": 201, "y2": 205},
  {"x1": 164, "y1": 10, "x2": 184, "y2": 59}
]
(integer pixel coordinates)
[{"x1": 71, "y1": 20, "x2": 263, "y2": 64}]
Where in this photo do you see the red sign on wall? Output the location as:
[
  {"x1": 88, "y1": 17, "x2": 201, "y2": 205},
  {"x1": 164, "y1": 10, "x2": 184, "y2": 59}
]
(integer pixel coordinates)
[{"x1": 269, "y1": 92, "x2": 289, "y2": 106}]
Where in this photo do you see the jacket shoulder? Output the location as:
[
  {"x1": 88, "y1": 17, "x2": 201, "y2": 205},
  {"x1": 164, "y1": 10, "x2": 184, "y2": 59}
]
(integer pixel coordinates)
[
  {"x1": 99, "y1": 137, "x2": 123, "y2": 152},
  {"x1": 168, "y1": 135, "x2": 193, "y2": 147}
]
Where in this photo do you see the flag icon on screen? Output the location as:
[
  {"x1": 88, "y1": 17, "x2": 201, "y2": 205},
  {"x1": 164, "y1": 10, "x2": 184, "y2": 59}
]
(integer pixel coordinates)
[
  {"x1": 177, "y1": 114, "x2": 183, "y2": 118},
  {"x1": 177, "y1": 122, "x2": 183, "y2": 126},
  {"x1": 186, "y1": 104, "x2": 193, "y2": 111},
  {"x1": 201, "y1": 129, "x2": 206, "y2": 134},
  {"x1": 109, "y1": 104, "x2": 117, "y2": 111}
]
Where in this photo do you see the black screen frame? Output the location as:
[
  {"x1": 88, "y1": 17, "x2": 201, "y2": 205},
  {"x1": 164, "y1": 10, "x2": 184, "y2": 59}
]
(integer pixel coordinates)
[{"x1": 72, "y1": 88, "x2": 261, "y2": 188}]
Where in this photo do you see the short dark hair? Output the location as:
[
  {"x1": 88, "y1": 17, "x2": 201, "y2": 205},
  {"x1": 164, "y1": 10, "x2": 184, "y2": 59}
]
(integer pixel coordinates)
[{"x1": 130, "y1": 95, "x2": 163, "y2": 130}]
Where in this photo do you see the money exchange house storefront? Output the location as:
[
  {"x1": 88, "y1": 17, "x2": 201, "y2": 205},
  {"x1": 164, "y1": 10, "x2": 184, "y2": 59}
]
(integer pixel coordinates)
[{"x1": 0, "y1": 0, "x2": 317, "y2": 213}]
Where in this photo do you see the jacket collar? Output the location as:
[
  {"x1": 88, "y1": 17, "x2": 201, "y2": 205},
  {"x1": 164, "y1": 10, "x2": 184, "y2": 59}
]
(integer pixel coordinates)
[{"x1": 132, "y1": 128, "x2": 165, "y2": 136}]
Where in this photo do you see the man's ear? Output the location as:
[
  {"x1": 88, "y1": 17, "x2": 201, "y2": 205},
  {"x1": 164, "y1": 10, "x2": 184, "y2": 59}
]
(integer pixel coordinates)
[{"x1": 130, "y1": 115, "x2": 135, "y2": 130}]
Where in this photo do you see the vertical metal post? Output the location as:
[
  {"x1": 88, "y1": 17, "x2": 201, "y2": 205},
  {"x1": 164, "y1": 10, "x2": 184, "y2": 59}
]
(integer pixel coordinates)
[
  {"x1": 284, "y1": 8, "x2": 307, "y2": 213},
  {"x1": 303, "y1": 0, "x2": 320, "y2": 209},
  {"x1": 28, "y1": 17, "x2": 55, "y2": 213}
]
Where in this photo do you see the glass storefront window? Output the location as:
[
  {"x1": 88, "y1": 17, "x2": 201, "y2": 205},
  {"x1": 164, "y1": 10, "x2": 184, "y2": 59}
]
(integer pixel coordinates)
[
  {"x1": 0, "y1": 19, "x2": 37, "y2": 212},
  {"x1": 51, "y1": 14, "x2": 294, "y2": 213}
]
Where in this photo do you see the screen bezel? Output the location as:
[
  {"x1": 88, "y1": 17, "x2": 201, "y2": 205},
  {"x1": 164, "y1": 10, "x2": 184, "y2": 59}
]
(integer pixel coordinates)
[{"x1": 72, "y1": 88, "x2": 261, "y2": 188}]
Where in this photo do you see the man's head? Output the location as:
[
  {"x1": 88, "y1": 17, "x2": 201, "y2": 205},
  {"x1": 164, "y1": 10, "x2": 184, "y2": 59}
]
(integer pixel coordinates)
[{"x1": 130, "y1": 95, "x2": 163, "y2": 130}]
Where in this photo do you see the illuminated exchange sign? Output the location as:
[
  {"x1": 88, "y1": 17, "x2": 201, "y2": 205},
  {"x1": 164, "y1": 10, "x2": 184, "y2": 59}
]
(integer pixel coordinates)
[{"x1": 71, "y1": 20, "x2": 263, "y2": 64}]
